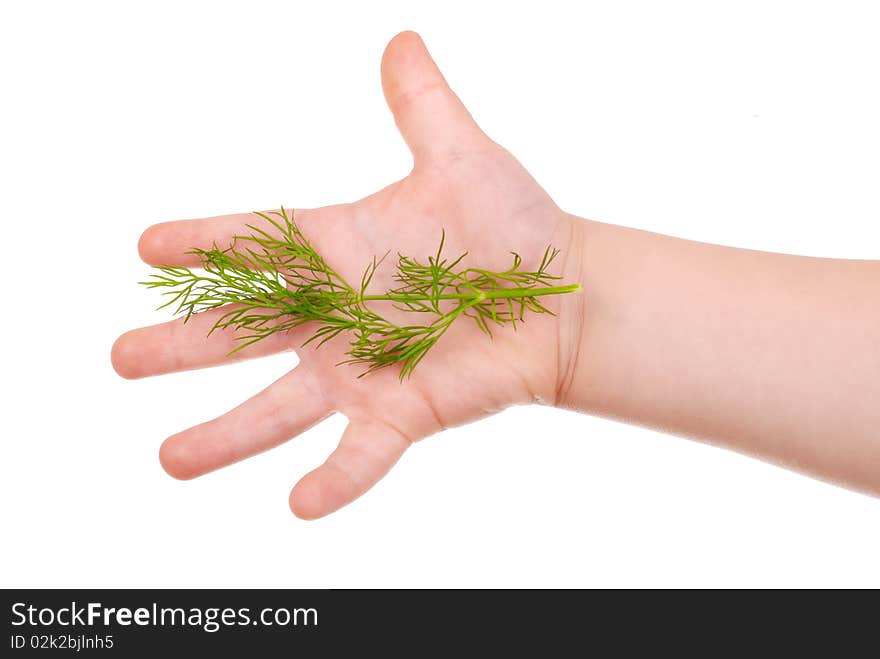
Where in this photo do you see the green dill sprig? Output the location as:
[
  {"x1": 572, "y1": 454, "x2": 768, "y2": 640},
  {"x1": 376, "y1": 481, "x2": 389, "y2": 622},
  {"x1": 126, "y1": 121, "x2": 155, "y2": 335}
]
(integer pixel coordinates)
[{"x1": 141, "y1": 209, "x2": 581, "y2": 379}]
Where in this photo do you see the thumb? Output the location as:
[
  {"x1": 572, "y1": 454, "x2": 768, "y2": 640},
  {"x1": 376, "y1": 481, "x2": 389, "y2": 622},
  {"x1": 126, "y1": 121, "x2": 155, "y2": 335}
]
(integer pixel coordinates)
[{"x1": 381, "y1": 31, "x2": 486, "y2": 162}]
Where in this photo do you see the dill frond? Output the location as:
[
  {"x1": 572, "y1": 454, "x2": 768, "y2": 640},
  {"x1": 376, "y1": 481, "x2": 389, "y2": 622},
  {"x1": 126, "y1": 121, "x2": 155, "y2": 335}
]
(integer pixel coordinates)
[{"x1": 141, "y1": 209, "x2": 581, "y2": 379}]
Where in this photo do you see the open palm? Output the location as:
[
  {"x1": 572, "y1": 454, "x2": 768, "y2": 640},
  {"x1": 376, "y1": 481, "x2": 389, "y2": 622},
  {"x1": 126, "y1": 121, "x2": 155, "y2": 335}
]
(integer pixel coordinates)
[{"x1": 112, "y1": 32, "x2": 582, "y2": 518}]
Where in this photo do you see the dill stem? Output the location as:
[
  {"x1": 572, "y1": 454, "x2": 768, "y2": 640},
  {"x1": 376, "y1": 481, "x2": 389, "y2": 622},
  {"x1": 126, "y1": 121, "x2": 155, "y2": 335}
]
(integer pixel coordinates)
[{"x1": 360, "y1": 283, "x2": 581, "y2": 303}]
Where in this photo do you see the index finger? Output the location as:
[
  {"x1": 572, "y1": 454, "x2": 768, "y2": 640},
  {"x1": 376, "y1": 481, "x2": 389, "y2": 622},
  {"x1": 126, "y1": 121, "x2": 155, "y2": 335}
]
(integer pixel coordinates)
[{"x1": 136, "y1": 206, "x2": 346, "y2": 267}]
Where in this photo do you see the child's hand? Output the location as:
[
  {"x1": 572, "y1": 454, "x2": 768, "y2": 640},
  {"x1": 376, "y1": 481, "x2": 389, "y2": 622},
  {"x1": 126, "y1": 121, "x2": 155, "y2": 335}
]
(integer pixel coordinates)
[{"x1": 112, "y1": 32, "x2": 583, "y2": 519}]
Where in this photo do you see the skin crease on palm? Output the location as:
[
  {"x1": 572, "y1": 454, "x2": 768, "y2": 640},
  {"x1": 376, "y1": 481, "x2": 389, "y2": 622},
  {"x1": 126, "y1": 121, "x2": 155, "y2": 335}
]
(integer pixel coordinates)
[
  {"x1": 111, "y1": 31, "x2": 585, "y2": 519},
  {"x1": 113, "y1": 31, "x2": 880, "y2": 518}
]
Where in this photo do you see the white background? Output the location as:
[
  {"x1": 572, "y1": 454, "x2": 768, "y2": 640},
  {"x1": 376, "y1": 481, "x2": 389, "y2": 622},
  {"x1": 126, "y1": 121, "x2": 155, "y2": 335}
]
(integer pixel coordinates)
[{"x1": 2, "y1": 1, "x2": 879, "y2": 588}]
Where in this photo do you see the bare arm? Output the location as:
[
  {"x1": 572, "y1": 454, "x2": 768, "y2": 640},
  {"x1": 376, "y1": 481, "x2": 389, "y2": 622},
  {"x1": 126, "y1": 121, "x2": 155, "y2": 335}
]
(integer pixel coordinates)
[
  {"x1": 114, "y1": 31, "x2": 880, "y2": 517},
  {"x1": 558, "y1": 216, "x2": 880, "y2": 494}
]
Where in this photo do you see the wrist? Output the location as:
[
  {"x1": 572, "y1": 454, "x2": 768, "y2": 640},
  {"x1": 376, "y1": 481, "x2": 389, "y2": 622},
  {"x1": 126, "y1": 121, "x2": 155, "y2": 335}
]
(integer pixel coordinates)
[{"x1": 553, "y1": 213, "x2": 589, "y2": 408}]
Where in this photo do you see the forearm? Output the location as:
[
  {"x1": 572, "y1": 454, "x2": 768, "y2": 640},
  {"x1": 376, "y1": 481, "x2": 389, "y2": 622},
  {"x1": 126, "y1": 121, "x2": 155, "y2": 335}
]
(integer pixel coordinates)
[{"x1": 557, "y1": 214, "x2": 880, "y2": 494}]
